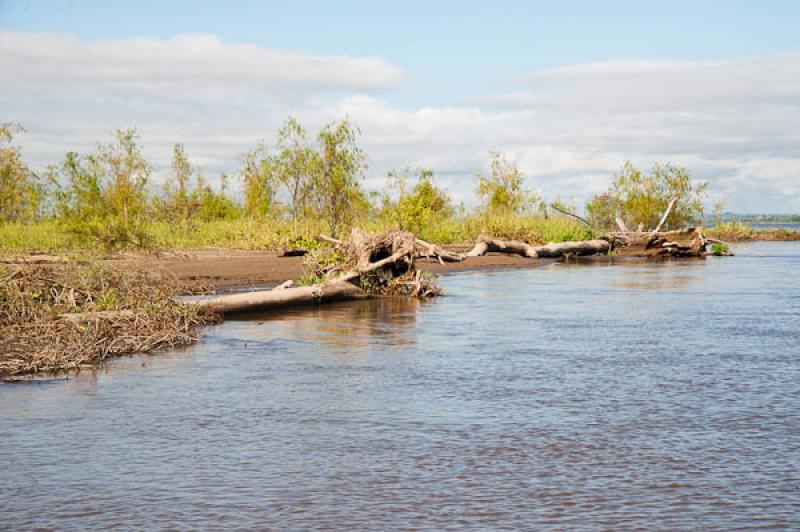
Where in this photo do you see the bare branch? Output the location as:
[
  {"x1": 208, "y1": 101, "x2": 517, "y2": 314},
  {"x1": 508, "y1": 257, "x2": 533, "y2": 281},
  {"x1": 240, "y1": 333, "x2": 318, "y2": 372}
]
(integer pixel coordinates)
[
  {"x1": 319, "y1": 234, "x2": 344, "y2": 246},
  {"x1": 549, "y1": 203, "x2": 593, "y2": 228},
  {"x1": 652, "y1": 197, "x2": 678, "y2": 234}
]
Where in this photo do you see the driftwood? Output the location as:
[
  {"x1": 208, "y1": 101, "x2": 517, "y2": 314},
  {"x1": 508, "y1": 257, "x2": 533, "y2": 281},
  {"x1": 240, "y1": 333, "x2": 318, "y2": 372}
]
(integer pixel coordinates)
[
  {"x1": 196, "y1": 278, "x2": 369, "y2": 315},
  {"x1": 465, "y1": 235, "x2": 611, "y2": 259},
  {"x1": 195, "y1": 217, "x2": 714, "y2": 316},
  {"x1": 199, "y1": 229, "x2": 435, "y2": 316},
  {"x1": 606, "y1": 227, "x2": 708, "y2": 257},
  {"x1": 415, "y1": 238, "x2": 466, "y2": 263}
]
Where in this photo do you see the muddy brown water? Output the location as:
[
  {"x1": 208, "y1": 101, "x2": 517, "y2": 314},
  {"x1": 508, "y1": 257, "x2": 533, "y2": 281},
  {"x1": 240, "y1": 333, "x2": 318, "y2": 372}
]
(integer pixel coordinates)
[{"x1": 2, "y1": 242, "x2": 799, "y2": 529}]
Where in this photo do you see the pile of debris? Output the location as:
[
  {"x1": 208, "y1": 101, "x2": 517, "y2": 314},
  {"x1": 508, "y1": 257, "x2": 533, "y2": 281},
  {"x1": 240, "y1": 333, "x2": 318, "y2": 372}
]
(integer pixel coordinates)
[
  {"x1": 0, "y1": 264, "x2": 217, "y2": 378},
  {"x1": 198, "y1": 228, "x2": 441, "y2": 315}
]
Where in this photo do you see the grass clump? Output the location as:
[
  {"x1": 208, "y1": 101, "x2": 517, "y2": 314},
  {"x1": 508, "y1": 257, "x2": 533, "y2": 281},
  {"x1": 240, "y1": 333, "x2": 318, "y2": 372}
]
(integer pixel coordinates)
[
  {"x1": 710, "y1": 242, "x2": 732, "y2": 256},
  {"x1": 0, "y1": 262, "x2": 218, "y2": 378}
]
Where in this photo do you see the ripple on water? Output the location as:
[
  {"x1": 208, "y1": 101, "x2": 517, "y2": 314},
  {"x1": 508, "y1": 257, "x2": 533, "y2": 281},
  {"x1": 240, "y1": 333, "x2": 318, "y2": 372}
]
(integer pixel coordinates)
[{"x1": 2, "y1": 242, "x2": 800, "y2": 529}]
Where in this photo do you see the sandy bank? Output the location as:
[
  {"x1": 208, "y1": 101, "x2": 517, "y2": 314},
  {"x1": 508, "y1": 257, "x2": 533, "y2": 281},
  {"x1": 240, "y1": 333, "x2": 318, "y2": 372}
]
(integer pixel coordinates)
[{"x1": 105, "y1": 248, "x2": 554, "y2": 292}]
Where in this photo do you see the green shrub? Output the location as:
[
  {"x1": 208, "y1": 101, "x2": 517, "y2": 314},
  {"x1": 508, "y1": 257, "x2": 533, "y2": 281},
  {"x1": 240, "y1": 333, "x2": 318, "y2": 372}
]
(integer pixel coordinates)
[{"x1": 710, "y1": 242, "x2": 731, "y2": 256}]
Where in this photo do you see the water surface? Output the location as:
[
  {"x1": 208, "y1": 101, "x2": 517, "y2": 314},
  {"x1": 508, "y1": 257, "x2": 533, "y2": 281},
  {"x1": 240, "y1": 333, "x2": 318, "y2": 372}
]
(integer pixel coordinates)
[{"x1": 2, "y1": 242, "x2": 799, "y2": 529}]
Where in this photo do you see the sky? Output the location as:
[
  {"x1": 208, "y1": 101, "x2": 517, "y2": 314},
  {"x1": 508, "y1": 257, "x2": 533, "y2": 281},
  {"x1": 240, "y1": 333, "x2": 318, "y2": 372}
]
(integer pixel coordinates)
[{"x1": 1, "y1": 0, "x2": 800, "y2": 212}]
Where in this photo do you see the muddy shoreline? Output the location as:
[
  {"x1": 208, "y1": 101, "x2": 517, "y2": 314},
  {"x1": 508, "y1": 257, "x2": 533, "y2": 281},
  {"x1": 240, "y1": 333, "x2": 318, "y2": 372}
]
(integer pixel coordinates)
[{"x1": 105, "y1": 248, "x2": 557, "y2": 292}]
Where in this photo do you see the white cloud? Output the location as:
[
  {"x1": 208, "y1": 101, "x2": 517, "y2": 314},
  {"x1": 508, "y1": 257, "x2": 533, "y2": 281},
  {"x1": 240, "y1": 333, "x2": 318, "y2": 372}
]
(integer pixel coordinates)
[
  {"x1": 0, "y1": 30, "x2": 403, "y2": 99},
  {"x1": 2, "y1": 30, "x2": 799, "y2": 213}
]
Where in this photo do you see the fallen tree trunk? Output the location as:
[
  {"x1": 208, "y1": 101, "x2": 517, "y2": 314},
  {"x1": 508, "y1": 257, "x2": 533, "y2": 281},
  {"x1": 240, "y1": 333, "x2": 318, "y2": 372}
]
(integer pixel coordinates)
[
  {"x1": 465, "y1": 235, "x2": 611, "y2": 258},
  {"x1": 530, "y1": 239, "x2": 612, "y2": 258},
  {"x1": 415, "y1": 238, "x2": 467, "y2": 263},
  {"x1": 196, "y1": 279, "x2": 369, "y2": 315},
  {"x1": 197, "y1": 228, "x2": 435, "y2": 316},
  {"x1": 195, "y1": 225, "x2": 710, "y2": 317},
  {"x1": 606, "y1": 227, "x2": 708, "y2": 257}
]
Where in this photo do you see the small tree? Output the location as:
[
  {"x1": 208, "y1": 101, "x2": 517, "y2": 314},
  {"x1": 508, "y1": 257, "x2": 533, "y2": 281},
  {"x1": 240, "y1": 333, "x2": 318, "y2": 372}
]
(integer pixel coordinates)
[
  {"x1": 95, "y1": 128, "x2": 151, "y2": 227},
  {"x1": 240, "y1": 142, "x2": 277, "y2": 218},
  {"x1": 587, "y1": 161, "x2": 707, "y2": 230},
  {"x1": 49, "y1": 129, "x2": 154, "y2": 249},
  {"x1": 49, "y1": 151, "x2": 104, "y2": 221},
  {"x1": 194, "y1": 173, "x2": 240, "y2": 222},
  {"x1": 476, "y1": 151, "x2": 539, "y2": 215},
  {"x1": 275, "y1": 117, "x2": 317, "y2": 222},
  {"x1": 310, "y1": 119, "x2": 368, "y2": 236},
  {"x1": 381, "y1": 167, "x2": 452, "y2": 234},
  {"x1": 0, "y1": 123, "x2": 41, "y2": 222},
  {"x1": 162, "y1": 143, "x2": 193, "y2": 222},
  {"x1": 712, "y1": 200, "x2": 726, "y2": 226}
]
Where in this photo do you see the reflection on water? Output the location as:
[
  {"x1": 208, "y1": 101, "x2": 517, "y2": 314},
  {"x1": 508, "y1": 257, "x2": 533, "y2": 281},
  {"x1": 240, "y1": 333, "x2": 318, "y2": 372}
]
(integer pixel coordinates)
[
  {"x1": 235, "y1": 296, "x2": 427, "y2": 353},
  {"x1": 1, "y1": 242, "x2": 799, "y2": 529}
]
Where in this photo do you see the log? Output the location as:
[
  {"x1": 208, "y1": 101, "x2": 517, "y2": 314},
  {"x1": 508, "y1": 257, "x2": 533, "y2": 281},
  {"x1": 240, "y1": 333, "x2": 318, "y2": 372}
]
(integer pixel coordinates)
[
  {"x1": 196, "y1": 279, "x2": 369, "y2": 315},
  {"x1": 415, "y1": 238, "x2": 466, "y2": 263},
  {"x1": 465, "y1": 235, "x2": 610, "y2": 258},
  {"x1": 607, "y1": 227, "x2": 708, "y2": 256},
  {"x1": 198, "y1": 229, "x2": 419, "y2": 315},
  {"x1": 531, "y1": 240, "x2": 611, "y2": 258},
  {"x1": 471, "y1": 236, "x2": 539, "y2": 257}
]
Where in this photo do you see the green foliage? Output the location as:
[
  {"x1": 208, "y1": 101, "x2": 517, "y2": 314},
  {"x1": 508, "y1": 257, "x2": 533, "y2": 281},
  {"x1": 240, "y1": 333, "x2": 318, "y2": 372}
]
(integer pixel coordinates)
[
  {"x1": 476, "y1": 151, "x2": 540, "y2": 215},
  {"x1": 240, "y1": 141, "x2": 276, "y2": 218},
  {"x1": 380, "y1": 167, "x2": 452, "y2": 234},
  {"x1": 274, "y1": 117, "x2": 317, "y2": 221},
  {"x1": 0, "y1": 123, "x2": 41, "y2": 222},
  {"x1": 49, "y1": 151, "x2": 104, "y2": 221},
  {"x1": 193, "y1": 174, "x2": 241, "y2": 222},
  {"x1": 311, "y1": 119, "x2": 369, "y2": 237},
  {"x1": 159, "y1": 146, "x2": 240, "y2": 224},
  {"x1": 238, "y1": 117, "x2": 368, "y2": 236},
  {"x1": 587, "y1": 161, "x2": 706, "y2": 231},
  {"x1": 2, "y1": 118, "x2": 732, "y2": 257},
  {"x1": 710, "y1": 242, "x2": 731, "y2": 256},
  {"x1": 299, "y1": 247, "x2": 348, "y2": 286},
  {"x1": 705, "y1": 222, "x2": 800, "y2": 242},
  {"x1": 48, "y1": 129, "x2": 154, "y2": 249},
  {"x1": 96, "y1": 128, "x2": 152, "y2": 225},
  {"x1": 162, "y1": 143, "x2": 193, "y2": 222}
]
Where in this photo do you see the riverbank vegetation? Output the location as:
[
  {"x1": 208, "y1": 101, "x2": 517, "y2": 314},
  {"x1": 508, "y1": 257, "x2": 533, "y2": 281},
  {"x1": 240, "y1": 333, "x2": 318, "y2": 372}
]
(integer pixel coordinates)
[
  {"x1": 707, "y1": 221, "x2": 800, "y2": 242},
  {"x1": 1, "y1": 117, "x2": 797, "y2": 256}
]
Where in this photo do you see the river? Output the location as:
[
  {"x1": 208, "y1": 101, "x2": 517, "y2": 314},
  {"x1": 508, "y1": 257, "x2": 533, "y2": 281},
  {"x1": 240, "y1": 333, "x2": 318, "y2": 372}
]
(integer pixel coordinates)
[{"x1": 2, "y1": 242, "x2": 799, "y2": 529}]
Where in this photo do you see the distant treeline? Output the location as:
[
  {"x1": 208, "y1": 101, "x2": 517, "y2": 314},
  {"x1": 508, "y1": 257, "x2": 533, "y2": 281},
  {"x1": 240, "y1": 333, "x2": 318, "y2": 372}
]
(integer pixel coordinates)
[{"x1": 1, "y1": 118, "x2": 709, "y2": 249}]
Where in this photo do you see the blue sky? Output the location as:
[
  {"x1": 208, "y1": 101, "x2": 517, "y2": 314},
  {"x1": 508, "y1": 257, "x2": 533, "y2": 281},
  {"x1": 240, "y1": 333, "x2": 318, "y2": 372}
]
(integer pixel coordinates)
[{"x1": 2, "y1": 0, "x2": 800, "y2": 211}]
